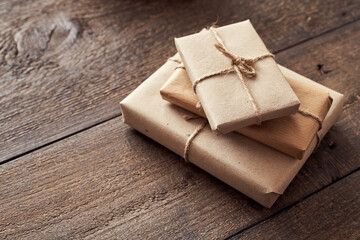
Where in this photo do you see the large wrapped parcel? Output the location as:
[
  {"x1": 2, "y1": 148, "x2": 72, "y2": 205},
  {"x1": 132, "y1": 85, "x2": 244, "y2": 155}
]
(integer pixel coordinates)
[
  {"x1": 160, "y1": 67, "x2": 333, "y2": 159},
  {"x1": 175, "y1": 20, "x2": 300, "y2": 133},
  {"x1": 120, "y1": 56, "x2": 344, "y2": 208}
]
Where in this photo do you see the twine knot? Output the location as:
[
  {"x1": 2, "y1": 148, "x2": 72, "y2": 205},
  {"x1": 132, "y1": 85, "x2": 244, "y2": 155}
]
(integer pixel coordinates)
[{"x1": 214, "y1": 42, "x2": 271, "y2": 79}]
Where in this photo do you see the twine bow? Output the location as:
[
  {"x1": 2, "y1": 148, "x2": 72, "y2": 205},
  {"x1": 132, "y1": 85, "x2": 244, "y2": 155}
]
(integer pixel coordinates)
[{"x1": 214, "y1": 43, "x2": 269, "y2": 79}]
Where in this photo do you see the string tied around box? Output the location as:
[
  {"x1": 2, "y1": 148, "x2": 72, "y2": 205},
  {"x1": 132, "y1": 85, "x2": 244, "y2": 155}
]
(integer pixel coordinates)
[
  {"x1": 183, "y1": 116, "x2": 208, "y2": 163},
  {"x1": 167, "y1": 59, "x2": 326, "y2": 160},
  {"x1": 298, "y1": 108, "x2": 323, "y2": 150},
  {"x1": 192, "y1": 26, "x2": 274, "y2": 125},
  {"x1": 182, "y1": 109, "x2": 323, "y2": 163}
]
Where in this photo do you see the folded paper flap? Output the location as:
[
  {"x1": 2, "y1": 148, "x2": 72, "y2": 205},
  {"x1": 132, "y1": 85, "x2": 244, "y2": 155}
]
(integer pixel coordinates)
[
  {"x1": 167, "y1": 54, "x2": 182, "y2": 64},
  {"x1": 288, "y1": 77, "x2": 332, "y2": 123},
  {"x1": 121, "y1": 56, "x2": 344, "y2": 207}
]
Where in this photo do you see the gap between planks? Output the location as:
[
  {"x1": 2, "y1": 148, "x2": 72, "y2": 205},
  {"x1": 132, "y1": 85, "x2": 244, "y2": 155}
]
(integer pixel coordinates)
[
  {"x1": 0, "y1": 114, "x2": 121, "y2": 166},
  {"x1": 275, "y1": 17, "x2": 360, "y2": 55}
]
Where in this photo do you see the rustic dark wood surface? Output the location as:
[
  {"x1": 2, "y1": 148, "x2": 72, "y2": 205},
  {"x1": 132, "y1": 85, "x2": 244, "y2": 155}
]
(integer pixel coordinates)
[
  {"x1": 0, "y1": 0, "x2": 359, "y2": 239},
  {"x1": 234, "y1": 171, "x2": 360, "y2": 240}
]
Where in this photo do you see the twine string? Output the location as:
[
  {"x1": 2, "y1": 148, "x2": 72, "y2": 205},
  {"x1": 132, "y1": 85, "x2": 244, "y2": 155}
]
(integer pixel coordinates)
[
  {"x1": 183, "y1": 120, "x2": 207, "y2": 163},
  {"x1": 298, "y1": 108, "x2": 324, "y2": 150},
  {"x1": 167, "y1": 57, "x2": 182, "y2": 64},
  {"x1": 298, "y1": 108, "x2": 323, "y2": 130}
]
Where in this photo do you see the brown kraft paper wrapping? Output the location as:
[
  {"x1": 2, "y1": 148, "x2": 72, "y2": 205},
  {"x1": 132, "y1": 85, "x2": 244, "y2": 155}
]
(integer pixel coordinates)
[
  {"x1": 160, "y1": 67, "x2": 332, "y2": 159},
  {"x1": 175, "y1": 20, "x2": 300, "y2": 133},
  {"x1": 120, "y1": 55, "x2": 344, "y2": 208}
]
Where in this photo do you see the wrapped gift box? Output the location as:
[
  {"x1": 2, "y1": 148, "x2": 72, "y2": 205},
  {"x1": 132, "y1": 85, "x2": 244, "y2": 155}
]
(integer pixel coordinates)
[{"x1": 175, "y1": 20, "x2": 300, "y2": 133}]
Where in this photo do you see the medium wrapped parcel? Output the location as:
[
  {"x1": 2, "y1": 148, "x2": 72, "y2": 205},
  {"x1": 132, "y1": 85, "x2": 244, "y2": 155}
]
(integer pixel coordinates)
[{"x1": 160, "y1": 66, "x2": 332, "y2": 159}]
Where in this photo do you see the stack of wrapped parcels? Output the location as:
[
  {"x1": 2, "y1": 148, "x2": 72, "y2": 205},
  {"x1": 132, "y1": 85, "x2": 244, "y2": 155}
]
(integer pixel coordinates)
[{"x1": 120, "y1": 20, "x2": 344, "y2": 208}]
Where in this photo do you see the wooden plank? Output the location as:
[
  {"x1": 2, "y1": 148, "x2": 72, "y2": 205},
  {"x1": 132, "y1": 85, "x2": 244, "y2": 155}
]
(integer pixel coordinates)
[
  {"x1": 0, "y1": 24, "x2": 359, "y2": 236},
  {"x1": 1, "y1": 0, "x2": 359, "y2": 162},
  {"x1": 232, "y1": 171, "x2": 360, "y2": 240}
]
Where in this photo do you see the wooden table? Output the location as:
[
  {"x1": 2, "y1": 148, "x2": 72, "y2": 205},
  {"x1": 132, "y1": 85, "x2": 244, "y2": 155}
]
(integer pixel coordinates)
[{"x1": 1, "y1": 1, "x2": 359, "y2": 239}]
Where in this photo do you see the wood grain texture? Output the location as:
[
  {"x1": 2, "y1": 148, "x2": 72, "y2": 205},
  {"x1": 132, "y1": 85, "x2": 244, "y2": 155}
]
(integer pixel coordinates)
[
  {"x1": 1, "y1": 20, "x2": 359, "y2": 238},
  {"x1": 233, "y1": 171, "x2": 360, "y2": 240},
  {"x1": 276, "y1": 20, "x2": 360, "y2": 111},
  {"x1": 0, "y1": 103, "x2": 358, "y2": 239},
  {"x1": 1, "y1": 0, "x2": 359, "y2": 162}
]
